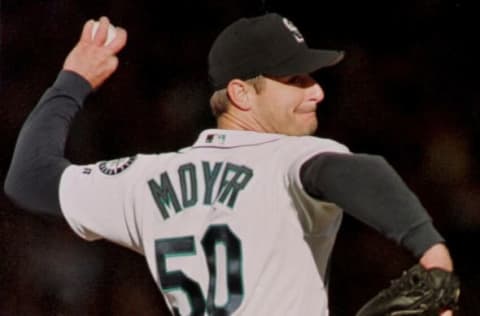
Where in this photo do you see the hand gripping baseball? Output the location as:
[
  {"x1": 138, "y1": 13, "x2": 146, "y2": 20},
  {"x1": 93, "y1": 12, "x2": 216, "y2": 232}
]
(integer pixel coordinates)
[
  {"x1": 63, "y1": 16, "x2": 127, "y2": 89},
  {"x1": 355, "y1": 264, "x2": 460, "y2": 316}
]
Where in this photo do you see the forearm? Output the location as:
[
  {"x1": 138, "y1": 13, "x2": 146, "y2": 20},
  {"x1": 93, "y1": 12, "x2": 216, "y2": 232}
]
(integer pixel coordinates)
[
  {"x1": 4, "y1": 70, "x2": 92, "y2": 215},
  {"x1": 300, "y1": 152, "x2": 445, "y2": 258}
]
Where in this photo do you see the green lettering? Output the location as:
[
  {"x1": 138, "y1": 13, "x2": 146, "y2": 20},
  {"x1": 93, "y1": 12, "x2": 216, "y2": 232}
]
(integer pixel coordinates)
[
  {"x1": 148, "y1": 172, "x2": 182, "y2": 219},
  {"x1": 202, "y1": 161, "x2": 223, "y2": 205},
  {"x1": 179, "y1": 163, "x2": 198, "y2": 208},
  {"x1": 218, "y1": 163, "x2": 253, "y2": 208}
]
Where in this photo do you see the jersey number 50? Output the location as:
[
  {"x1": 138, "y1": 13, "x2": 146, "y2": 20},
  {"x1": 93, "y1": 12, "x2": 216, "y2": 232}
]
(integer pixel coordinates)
[{"x1": 155, "y1": 225, "x2": 243, "y2": 315}]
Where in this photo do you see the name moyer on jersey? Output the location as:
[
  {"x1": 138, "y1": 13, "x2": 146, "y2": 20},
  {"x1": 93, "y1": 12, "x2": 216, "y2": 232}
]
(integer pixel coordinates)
[{"x1": 148, "y1": 161, "x2": 254, "y2": 220}]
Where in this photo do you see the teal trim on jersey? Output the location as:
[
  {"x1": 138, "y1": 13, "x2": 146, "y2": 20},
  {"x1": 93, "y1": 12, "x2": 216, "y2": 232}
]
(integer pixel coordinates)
[
  {"x1": 155, "y1": 225, "x2": 244, "y2": 315},
  {"x1": 156, "y1": 236, "x2": 206, "y2": 315},
  {"x1": 211, "y1": 238, "x2": 245, "y2": 310},
  {"x1": 148, "y1": 172, "x2": 182, "y2": 219},
  {"x1": 201, "y1": 224, "x2": 244, "y2": 314},
  {"x1": 178, "y1": 163, "x2": 198, "y2": 208},
  {"x1": 213, "y1": 241, "x2": 227, "y2": 307},
  {"x1": 202, "y1": 161, "x2": 223, "y2": 205},
  {"x1": 164, "y1": 246, "x2": 198, "y2": 314}
]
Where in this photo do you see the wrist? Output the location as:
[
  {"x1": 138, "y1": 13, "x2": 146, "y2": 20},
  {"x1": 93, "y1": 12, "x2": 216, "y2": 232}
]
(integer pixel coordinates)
[
  {"x1": 419, "y1": 243, "x2": 453, "y2": 271},
  {"x1": 54, "y1": 70, "x2": 93, "y2": 106}
]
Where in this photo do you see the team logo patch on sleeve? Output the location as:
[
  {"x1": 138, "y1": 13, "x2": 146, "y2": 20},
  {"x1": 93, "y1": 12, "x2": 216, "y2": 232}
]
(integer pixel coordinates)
[{"x1": 98, "y1": 156, "x2": 137, "y2": 175}]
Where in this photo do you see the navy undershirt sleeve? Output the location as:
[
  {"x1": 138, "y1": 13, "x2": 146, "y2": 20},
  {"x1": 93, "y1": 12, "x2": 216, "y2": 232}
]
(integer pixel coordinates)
[
  {"x1": 300, "y1": 152, "x2": 445, "y2": 258},
  {"x1": 4, "y1": 70, "x2": 92, "y2": 216}
]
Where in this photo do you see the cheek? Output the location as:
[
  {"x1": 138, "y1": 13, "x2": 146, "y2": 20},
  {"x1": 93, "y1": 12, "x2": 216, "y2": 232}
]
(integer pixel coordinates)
[
  {"x1": 270, "y1": 94, "x2": 301, "y2": 116},
  {"x1": 278, "y1": 94, "x2": 308, "y2": 125},
  {"x1": 259, "y1": 93, "x2": 291, "y2": 117},
  {"x1": 290, "y1": 93, "x2": 307, "y2": 113}
]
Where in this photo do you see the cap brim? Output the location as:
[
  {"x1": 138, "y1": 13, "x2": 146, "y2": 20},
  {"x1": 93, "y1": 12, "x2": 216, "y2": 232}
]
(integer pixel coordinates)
[{"x1": 264, "y1": 49, "x2": 345, "y2": 77}]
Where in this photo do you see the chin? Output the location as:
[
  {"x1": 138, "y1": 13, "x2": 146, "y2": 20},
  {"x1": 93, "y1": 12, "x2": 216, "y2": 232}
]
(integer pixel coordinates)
[
  {"x1": 288, "y1": 124, "x2": 317, "y2": 136},
  {"x1": 302, "y1": 118, "x2": 318, "y2": 135},
  {"x1": 305, "y1": 126, "x2": 317, "y2": 136},
  {"x1": 282, "y1": 115, "x2": 318, "y2": 136}
]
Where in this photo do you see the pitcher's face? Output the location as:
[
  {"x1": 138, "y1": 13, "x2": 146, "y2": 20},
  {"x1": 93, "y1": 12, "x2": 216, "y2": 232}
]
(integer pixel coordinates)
[{"x1": 253, "y1": 74, "x2": 324, "y2": 136}]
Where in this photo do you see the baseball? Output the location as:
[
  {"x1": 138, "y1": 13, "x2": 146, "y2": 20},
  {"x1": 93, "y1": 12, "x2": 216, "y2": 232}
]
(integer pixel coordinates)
[{"x1": 91, "y1": 21, "x2": 117, "y2": 46}]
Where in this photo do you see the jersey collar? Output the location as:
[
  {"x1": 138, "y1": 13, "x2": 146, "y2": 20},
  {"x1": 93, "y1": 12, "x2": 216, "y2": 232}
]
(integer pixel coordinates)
[{"x1": 192, "y1": 129, "x2": 285, "y2": 148}]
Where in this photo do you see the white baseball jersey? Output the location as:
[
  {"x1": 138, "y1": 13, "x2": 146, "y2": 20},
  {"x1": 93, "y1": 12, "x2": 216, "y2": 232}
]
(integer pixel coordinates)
[{"x1": 59, "y1": 129, "x2": 350, "y2": 316}]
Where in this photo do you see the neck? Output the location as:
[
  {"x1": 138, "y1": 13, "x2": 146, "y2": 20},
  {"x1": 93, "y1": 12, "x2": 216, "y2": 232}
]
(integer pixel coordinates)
[{"x1": 217, "y1": 111, "x2": 267, "y2": 132}]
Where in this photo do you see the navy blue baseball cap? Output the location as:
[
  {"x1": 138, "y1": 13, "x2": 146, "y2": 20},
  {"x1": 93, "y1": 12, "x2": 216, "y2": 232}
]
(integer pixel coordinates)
[{"x1": 208, "y1": 13, "x2": 344, "y2": 90}]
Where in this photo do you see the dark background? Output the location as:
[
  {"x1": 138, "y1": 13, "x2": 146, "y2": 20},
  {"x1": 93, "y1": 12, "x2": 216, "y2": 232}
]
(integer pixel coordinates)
[{"x1": 1, "y1": 0, "x2": 479, "y2": 315}]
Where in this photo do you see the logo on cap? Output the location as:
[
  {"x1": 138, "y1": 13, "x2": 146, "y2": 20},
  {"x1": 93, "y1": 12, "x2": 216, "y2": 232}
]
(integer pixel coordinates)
[{"x1": 282, "y1": 18, "x2": 304, "y2": 43}]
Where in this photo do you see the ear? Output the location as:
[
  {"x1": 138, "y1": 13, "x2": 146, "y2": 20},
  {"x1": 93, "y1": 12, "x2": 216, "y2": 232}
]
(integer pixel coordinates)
[{"x1": 226, "y1": 79, "x2": 255, "y2": 111}]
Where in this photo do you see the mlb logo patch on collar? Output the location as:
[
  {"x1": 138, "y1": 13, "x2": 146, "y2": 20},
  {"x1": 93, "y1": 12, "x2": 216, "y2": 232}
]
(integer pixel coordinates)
[{"x1": 205, "y1": 133, "x2": 226, "y2": 145}]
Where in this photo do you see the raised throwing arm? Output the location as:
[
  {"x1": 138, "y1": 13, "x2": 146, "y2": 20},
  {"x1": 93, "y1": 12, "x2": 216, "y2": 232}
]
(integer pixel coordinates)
[{"x1": 4, "y1": 17, "x2": 127, "y2": 215}]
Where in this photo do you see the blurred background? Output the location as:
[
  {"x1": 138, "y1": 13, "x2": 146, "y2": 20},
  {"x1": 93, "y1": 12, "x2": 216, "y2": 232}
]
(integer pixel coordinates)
[{"x1": 1, "y1": 0, "x2": 479, "y2": 315}]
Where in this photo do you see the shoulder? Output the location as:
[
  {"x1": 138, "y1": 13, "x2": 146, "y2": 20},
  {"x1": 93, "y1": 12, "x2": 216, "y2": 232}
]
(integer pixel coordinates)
[
  {"x1": 278, "y1": 135, "x2": 350, "y2": 157},
  {"x1": 61, "y1": 151, "x2": 179, "y2": 184},
  {"x1": 266, "y1": 136, "x2": 350, "y2": 179}
]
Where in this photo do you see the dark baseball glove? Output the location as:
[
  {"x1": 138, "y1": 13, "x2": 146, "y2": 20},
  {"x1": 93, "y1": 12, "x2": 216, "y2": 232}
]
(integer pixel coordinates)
[{"x1": 355, "y1": 264, "x2": 460, "y2": 316}]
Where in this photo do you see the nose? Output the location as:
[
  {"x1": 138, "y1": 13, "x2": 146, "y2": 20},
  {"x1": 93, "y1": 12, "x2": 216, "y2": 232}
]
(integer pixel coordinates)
[{"x1": 307, "y1": 80, "x2": 324, "y2": 104}]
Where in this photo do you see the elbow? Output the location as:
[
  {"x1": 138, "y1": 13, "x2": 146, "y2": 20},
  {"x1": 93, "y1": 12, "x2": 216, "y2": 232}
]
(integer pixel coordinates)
[
  {"x1": 4, "y1": 162, "x2": 42, "y2": 212},
  {"x1": 3, "y1": 178, "x2": 11, "y2": 201},
  {"x1": 4, "y1": 169, "x2": 16, "y2": 200},
  {"x1": 4, "y1": 168, "x2": 27, "y2": 207},
  {"x1": 4, "y1": 169, "x2": 46, "y2": 214},
  {"x1": 4, "y1": 159, "x2": 67, "y2": 215}
]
